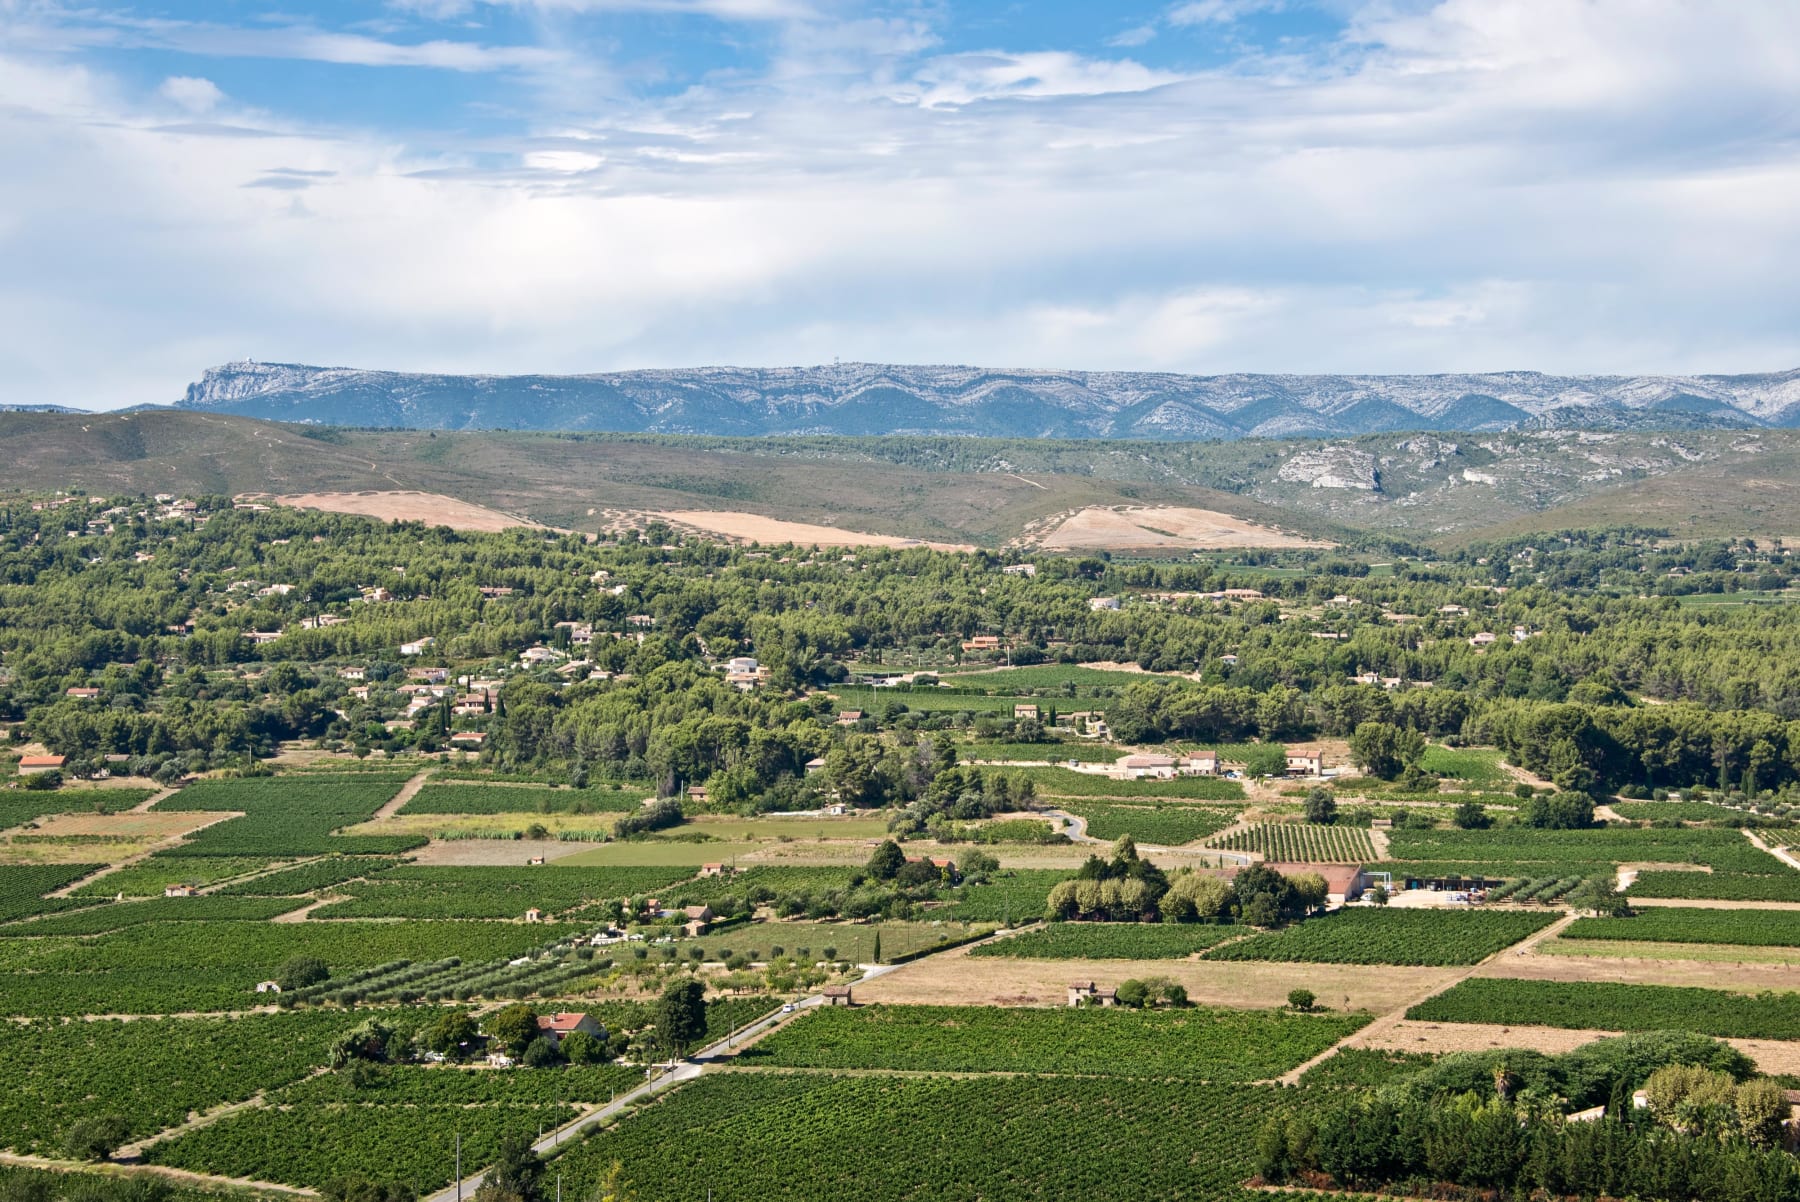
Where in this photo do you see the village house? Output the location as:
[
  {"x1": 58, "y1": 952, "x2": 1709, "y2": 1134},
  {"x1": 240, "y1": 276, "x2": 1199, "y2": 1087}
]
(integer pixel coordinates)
[
  {"x1": 535, "y1": 1012, "x2": 604, "y2": 1048},
  {"x1": 1266, "y1": 862, "x2": 1366, "y2": 905},
  {"x1": 698, "y1": 862, "x2": 729, "y2": 878},
  {"x1": 338, "y1": 666, "x2": 366, "y2": 680},
  {"x1": 1115, "y1": 753, "x2": 1177, "y2": 780},
  {"x1": 242, "y1": 631, "x2": 284, "y2": 645},
  {"x1": 1088, "y1": 596, "x2": 1121, "y2": 611},
  {"x1": 1179, "y1": 752, "x2": 1219, "y2": 776},
  {"x1": 520, "y1": 645, "x2": 563, "y2": 665},
  {"x1": 686, "y1": 785, "x2": 709, "y2": 805},
  {"x1": 479, "y1": 586, "x2": 515, "y2": 598},
  {"x1": 960, "y1": 635, "x2": 1003, "y2": 652},
  {"x1": 407, "y1": 667, "x2": 450, "y2": 684},
  {"x1": 1286, "y1": 752, "x2": 1326, "y2": 777},
  {"x1": 1067, "y1": 981, "x2": 1118, "y2": 1007},
  {"x1": 16, "y1": 754, "x2": 65, "y2": 775},
  {"x1": 399, "y1": 637, "x2": 435, "y2": 656},
  {"x1": 1469, "y1": 631, "x2": 1498, "y2": 647},
  {"x1": 626, "y1": 614, "x2": 655, "y2": 628},
  {"x1": 1001, "y1": 563, "x2": 1037, "y2": 577},
  {"x1": 804, "y1": 757, "x2": 827, "y2": 774},
  {"x1": 836, "y1": 710, "x2": 864, "y2": 727},
  {"x1": 1013, "y1": 703, "x2": 1040, "y2": 721},
  {"x1": 1219, "y1": 653, "x2": 1239, "y2": 666},
  {"x1": 450, "y1": 731, "x2": 486, "y2": 749},
  {"x1": 64, "y1": 687, "x2": 101, "y2": 700}
]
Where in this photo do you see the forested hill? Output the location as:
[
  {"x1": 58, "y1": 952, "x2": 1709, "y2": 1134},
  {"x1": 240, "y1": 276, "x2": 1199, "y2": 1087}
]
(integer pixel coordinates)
[{"x1": 175, "y1": 360, "x2": 1800, "y2": 439}]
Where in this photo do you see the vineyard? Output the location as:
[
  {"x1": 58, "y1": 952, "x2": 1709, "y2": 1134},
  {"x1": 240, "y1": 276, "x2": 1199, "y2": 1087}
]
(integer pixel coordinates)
[
  {"x1": 0, "y1": 863, "x2": 103, "y2": 922},
  {"x1": 554, "y1": 1072, "x2": 1287, "y2": 1202},
  {"x1": 1628, "y1": 871, "x2": 1800, "y2": 902},
  {"x1": 215, "y1": 857, "x2": 404, "y2": 896},
  {"x1": 965, "y1": 742, "x2": 1122, "y2": 763},
  {"x1": 312, "y1": 865, "x2": 695, "y2": 919},
  {"x1": 1567, "y1": 907, "x2": 1800, "y2": 947},
  {"x1": 153, "y1": 776, "x2": 424, "y2": 857},
  {"x1": 665, "y1": 866, "x2": 859, "y2": 907},
  {"x1": 969, "y1": 922, "x2": 1242, "y2": 960},
  {"x1": 0, "y1": 1010, "x2": 365, "y2": 1153},
  {"x1": 272, "y1": 1062, "x2": 642, "y2": 1105},
  {"x1": 1387, "y1": 828, "x2": 1782, "y2": 874},
  {"x1": 1202, "y1": 909, "x2": 1556, "y2": 966},
  {"x1": 742, "y1": 1002, "x2": 1366, "y2": 1080},
  {"x1": 934, "y1": 870, "x2": 1070, "y2": 923},
  {"x1": 1408, "y1": 978, "x2": 1800, "y2": 1040},
  {"x1": 1484, "y1": 875, "x2": 1602, "y2": 904},
  {"x1": 1, "y1": 895, "x2": 303, "y2": 936},
  {"x1": 0, "y1": 790, "x2": 155, "y2": 830},
  {"x1": 400, "y1": 784, "x2": 641, "y2": 815},
  {"x1": 69, "y1": 856, "x2": 275, "y2": 898},
  {"x1": 1205, "y1": 823, "x2": 1376, "y2": 863},
  {"x1": 1065, "y1": 803, "x2": 1238, "y2": 844},
  {"x1": 1609, "y1": 801, "x2": 1746, "y2": 823},
  {"x1": 145, "y1": 1102, "x2": 572, "y2": 1192}
]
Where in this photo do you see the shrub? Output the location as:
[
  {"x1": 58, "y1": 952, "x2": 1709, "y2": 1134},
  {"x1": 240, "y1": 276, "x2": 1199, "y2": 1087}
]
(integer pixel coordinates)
[
  {"x1": 63, "y1": 1114, "x2": 130, "y2": 1161},
  {"x1": 1288, "y1": 989, "x2": 1316, "y2": 1012}
]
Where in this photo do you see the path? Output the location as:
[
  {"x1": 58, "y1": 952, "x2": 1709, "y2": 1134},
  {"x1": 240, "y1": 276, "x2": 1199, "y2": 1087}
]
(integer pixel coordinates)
[
  {"x1": 129, "y1": 785, "x2": 180, "y2": 813},
  {"x1": 1274, "y1": 911, "x2": 1578, "y2": 1085},
  {"x1": 1745, "y1": 828, "x2": 1800, "y2": 872},
  {"x1": 0, "y1": 1152, "x2": 314, "y2": 1198},
  {"x1": 1043, "y1": 807, "x2": 1252, "y2": 866},
  {"x1": 270, "y1": 895, "x2": 346, "y2": 923},
  {"x1": 423, "y1": 966, "x2": 900, "y2": 1202},
  {"x1": 370, "y1": 770, "x2": 433, "y2": 822}
]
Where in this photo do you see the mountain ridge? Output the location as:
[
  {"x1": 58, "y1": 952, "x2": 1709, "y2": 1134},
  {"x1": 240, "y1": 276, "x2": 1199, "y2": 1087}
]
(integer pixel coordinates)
[{"x1": 171, "y1": 360, "x2": 1800, "y2": 440}]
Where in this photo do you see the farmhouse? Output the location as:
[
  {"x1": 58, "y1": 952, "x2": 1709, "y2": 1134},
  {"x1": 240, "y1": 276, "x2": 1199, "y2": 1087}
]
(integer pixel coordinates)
[
  {"x1": 1066, "y1": 981, "x2": 1118, "y2": 1007},
  {"x1": 1013, "y1": 703, "x2": 1040, "y2": 721},
  {"x1": 1266, "y1": 862, "x2": 1366, "y2": 904},
  {"x1": 1179, "y1": 752, "x2": 1219, "y2": 776},
  {"x1": 523, "y1": 907, "x2": 544, "y2": 923},
  {"x1": 822, "y1": 985, "x2": 854, "y2": 1006},
  {"x1": 164, "y1": 884, "x2": 200, "y2": 898},
  {"x1": 64, "y1": 687, "x2": 101, "y2": 700},
  {"x1": 536, "y1": 1012, "x2": 604, "y2": 1047},
  {"x1": 1286, "y1": 752, "x2": 1325, "y2": 777},
  {"x1": 960, "y1": 635, "x2": 1002, "y2": 652},
  {"x1": 836, "y1": 710, "x2": 864, "y2": 726},
  {"x1": 16, "y1": 754, "x2": 66, "y2": 775},
  {"x1": 1116, "y1": 753, "x2": 1177, "y2": 780},
  {"x1": 1088, "y1": 597, "x2": 1121, "y2": 611},
  {"x1": 449, "y1": 731, "x2": 486, "y2": 748}
]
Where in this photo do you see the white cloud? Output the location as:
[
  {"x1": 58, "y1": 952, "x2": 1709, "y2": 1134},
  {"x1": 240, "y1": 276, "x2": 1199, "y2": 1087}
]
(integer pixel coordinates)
[
  {"x1": 158, "y1": 75, "x2": 224, "y2": 114},
  {"x1": 2, "y1": 0, "x2": 1800, "y2": 410},
  {"x1": 1168, "y1": 0, "x2": 1284, "y2": 26},
  {"x1": 1106, "y1": 25, "x2": 1159, "y2": 49}
]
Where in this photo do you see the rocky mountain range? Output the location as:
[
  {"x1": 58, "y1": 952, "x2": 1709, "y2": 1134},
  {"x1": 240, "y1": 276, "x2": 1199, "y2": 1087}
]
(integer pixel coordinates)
[{"x1": 173, "y1": 361, "x2": 1800, "y2": 439}]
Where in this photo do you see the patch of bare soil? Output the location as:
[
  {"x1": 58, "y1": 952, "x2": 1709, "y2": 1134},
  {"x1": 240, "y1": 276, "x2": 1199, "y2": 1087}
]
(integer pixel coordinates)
[
  {"x1": 1027, "y1": 505, "x2": 1328, "y2": 552},
  {"x1": 652, "y1": 511, "x2": 975, "y2": 552},
  {"x1": 852, "y1": 942, "x2": 1455, "y2": 1011},
  {"x1": 1477, "y1": 953, "x2": 1800, "y2": 992},
  {"x1": 1353, "y1": 1020, "x2": 1800, "y2": 1075},
  {"x1": 20, "y1": 811, "x2": 226, "y2": 839},
  {"x1": 273, "y1": 491, "x2": 546, "y2": 533},
  {"x1": 404, "y1": 839, "x2": 596, "y2": 866}
]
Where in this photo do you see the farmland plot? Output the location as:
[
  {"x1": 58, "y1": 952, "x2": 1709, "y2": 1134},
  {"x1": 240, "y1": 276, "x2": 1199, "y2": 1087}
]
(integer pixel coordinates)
[
  {"x1": 1203, "y1": 909, "x2": 1556, "y2": 966},
  {"x1": 1408, "y1": 978, "x2": 1800, "y2": 1040},
  {"x1": 1206, "y1": 823, "x2": 1376, "y2": 863},
  {"x1": 970, "y1": 923, "x2": 1241, "y2": 960}
]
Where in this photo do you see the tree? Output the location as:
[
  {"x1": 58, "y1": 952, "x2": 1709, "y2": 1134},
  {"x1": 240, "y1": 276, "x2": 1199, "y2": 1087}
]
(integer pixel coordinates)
[
  {"x1": 1452, "y1": 802, "x2": 1491, "y2": 830},
  {"x1": 485, "y1": 1004, "x2": 541, "y2": 1056},
  {"x1": 654, "y1": 979, "x2": 707, "y2": 1056},
  {"x1": 865, "y1": 839, "x2": 905, "y2": 881},
  {"x1": 1287, "y1": 989, "x2": 1316, "y2": 1012},
  {"x1": 63, "y1": 1114, "x2": 130, "y2": 1161},
  {"x1": 520, "y1": 1036, "x2": 561, "y2": 1068},
  {"x1": 589, "y1": 1162, "x2": 639, "y2": 1202},
  {"x1": 423, "y1": 1009, "x2": 480, "y2": 1057},
  {"x1": 560, "y1": 1029, "x2": 604, "y2": 1065},
  {"x1": 1349, "y1": 721, "x2": 1426, "y2": 781},
  {"x1": 1369, "y1": 884, "x2": 1390, "y2": 906},
  {"x1": 957, "y1": 848, "x2": 999, "y2": 882},
  {"x1": 329, "y1": 1017, "x2": 394, "y2": 1068},
  {"x1": 276, "y1": 955, "x2": 330, "y2": 992},
  {"x1": 1303, "y1": 788, "x2": 1337, "y2": 825},
  {"x1": 1243, "y1": 744, "x2": 1287, "y2": 778},
  {"x1": 1114, "y1": 978, "x2": 1149, "y2": 1008},
  {"x1": 872, "y1": 931, "x2": 882, "y2": 964},
  {"x1": 1521, "y1": 792, "x2": 1595, "y2": 830},
  {"x1": 476, "y1": 1135, "x2": 543, "y2": 1202}
]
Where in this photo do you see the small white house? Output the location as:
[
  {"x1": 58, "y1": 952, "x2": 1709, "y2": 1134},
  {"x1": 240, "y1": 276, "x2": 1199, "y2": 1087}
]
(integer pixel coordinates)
[{"x1": 255, "y1": 980, "x2": 282, "y2": 994}]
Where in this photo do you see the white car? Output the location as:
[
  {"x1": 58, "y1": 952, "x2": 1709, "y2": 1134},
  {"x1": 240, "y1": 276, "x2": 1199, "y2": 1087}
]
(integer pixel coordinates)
[{"x1": 781, "y1": 1003, "x2": 795, "y2": 1014}]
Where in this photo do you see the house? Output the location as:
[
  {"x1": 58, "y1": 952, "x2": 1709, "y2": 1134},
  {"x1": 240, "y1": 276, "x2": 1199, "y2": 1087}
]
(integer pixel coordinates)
[
  {"x1": 960, "y1": 635, "x2": 1002, "y2": 652},
  {"x1": 479, "y1": 586, "x2": 515, "y2": 598},
  {"x1": 535, "y1": 1012, "x2": 604, "y2": 1047},
  {"x1": 904, "y1": 856, "x2": 960, "y2": 883},
  {"x1": 407, "y1": 667, "x2": 450, "y2": 684},
  {"x1": 836, "y1": 710, "x2": 864, "y2": 727},
  {"x1": 399, "y1": 637, "x2": 435, "y2": 656},
  {"x1": 255, "y1": 980, "x2": 282, "y2": 993},
  {"x1": 1088, "y1": 597, "x2": 1121, "y2": 611},
  {"x1": 1002, "y1": 564, "x2": 1037, "y2": 577},
  {"x1": 486, "y1": 1052, "x2": 515, "y2": 1068},
  {"x1": 164, "y1": 884, "x2": 200, "y2": 898},
  {"x1": 523, "y1": 907, "x2": 544, "y2": 923},
  {"x1": 1066, "y1": 981, "x2": 1118, "y2": 1008},
  {"x1": 17, "y1": 754, "x2": 66, "y2": 775},
  {"x1": 1179, "y1": 752, "x2": 1219, "y2": 776},
  {"x1": 1013, "y1": 704, "x2": 1040, "y2": 721},
  {"x1": 822, "y1": 985, "x2": 854, "y2": 1006},
  {"x1": 686, "y1": 785, "x2": 709, "y2": 805},
  {"x1": 698, "y1": 862, "x2": 729, "y2": 878},
  {"x1": 626, "y1": 614, "x2": 655, "y2": 628},
  {"x1": 1286, "y1": 752, "x2": 1325, "y2": 777},
  {"x1": 527, "y1": 856, "x2": 546, "y2": 866},
  {"x1": 682, "y1": 904, "x2": 716, "y2": 924},
  {"x1": 242, "y1": 631, "x2": 284, "y2": 645},
  {"x1": 804, "y1": 757, "x2": 827, "y2": 774},
  {"x1": 64, "y1": 687, "x2": 101, "y2": 700},
  {"x1": 450, "y1": 731, "x2": 486, "y2": 748},
  {"x1": 338, "y1": 667, "x2": 367, "y2": 681},
  {"x1": 520, "y1": 646, "x2": 563, "y2": 665},
  {"x1": 1438, "y1": 604, "x2": 1469, "y2": 616},
  {"x1": 1117, "y1": 753, "x2": 1177, "y2": 780},
  {"x1": 1219, "y1": 654, "x2": 1239, "y2": 666},
  {"x1": 1469, "y1": 632, "x2": 1498, "y2": 647}
]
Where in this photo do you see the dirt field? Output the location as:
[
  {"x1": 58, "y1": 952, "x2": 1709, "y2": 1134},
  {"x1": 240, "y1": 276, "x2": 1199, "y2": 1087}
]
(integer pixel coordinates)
[
  {"x1": 1350, "y1": 1019, "x2": 1800, "y2": 1075},
  {"x1": 18, "y1": 811, "x2": 227, "y2": 840},
  {"x1": 273, "y1": 491, "x2": 547, "y2": 533},
  {"x1": 1479, "y1": 949, "x2": 1800, "y2": 992},
  {"x1": 851, "y1": 942, "x2": 1455, "y2": 1011},
  {"x1": 653, "y1": 511, "x2": 975, "y2": 552},
  {"x1": 1029, "y1": 505, "x2": 1327, "y2": 552}
]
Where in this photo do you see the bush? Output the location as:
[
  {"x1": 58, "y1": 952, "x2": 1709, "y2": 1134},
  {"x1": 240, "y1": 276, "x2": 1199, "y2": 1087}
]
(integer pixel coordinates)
[
  {"x1": 277, "y1": 955, "x2": 331, "y2": 992},
  {"x1": 1287, "y1": 989, "x2": 1316, "y2": 1012},
  {"x1": 63, "y1": 1114, "x2": 131, "y2": 1161},
  {"x1": 1303, "y1": 788, "x2": 1337, "y2": 825},
  {"x1": 1452, "y1": 801, "x2": 1491, "y2": 830}
]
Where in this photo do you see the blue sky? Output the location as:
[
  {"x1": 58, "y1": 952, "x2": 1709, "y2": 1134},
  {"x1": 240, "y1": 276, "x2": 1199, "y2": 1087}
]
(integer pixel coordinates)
[{"x1": 3, "y1": 0, "x2": 1799, "y2": 409}]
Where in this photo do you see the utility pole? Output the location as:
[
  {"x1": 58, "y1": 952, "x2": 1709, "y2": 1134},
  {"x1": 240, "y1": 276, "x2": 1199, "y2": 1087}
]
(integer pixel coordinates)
[{"x1": 455, "y1": 1131, "x2": 462, "y2": 1202}]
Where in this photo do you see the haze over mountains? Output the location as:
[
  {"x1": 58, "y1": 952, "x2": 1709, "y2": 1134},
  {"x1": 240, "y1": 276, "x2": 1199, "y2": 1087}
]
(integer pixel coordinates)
[{"x1": 175, "y1": 361, "x2": 1800, "y2": 440}]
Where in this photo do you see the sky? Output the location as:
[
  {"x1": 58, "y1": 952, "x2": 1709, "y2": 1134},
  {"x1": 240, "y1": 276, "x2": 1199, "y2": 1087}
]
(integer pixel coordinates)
[{"x1": 2, "y1": 0, "x2": 1799, "y2": 410}]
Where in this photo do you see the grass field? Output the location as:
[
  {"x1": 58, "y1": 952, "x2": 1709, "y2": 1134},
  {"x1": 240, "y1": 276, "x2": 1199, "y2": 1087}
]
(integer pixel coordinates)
[
  {"x1": 1202, "y1": 909, "x2": 1557, "y2": 966},
  {"x1": 969, "y1": 922, "x2": 1242, "y2": 960}
]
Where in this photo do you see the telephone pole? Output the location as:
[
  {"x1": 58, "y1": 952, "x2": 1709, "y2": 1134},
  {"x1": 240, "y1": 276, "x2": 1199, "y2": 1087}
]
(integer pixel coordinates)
[{"x1": 455, "y1": 1131, "x2": 462, "y2": 1202}]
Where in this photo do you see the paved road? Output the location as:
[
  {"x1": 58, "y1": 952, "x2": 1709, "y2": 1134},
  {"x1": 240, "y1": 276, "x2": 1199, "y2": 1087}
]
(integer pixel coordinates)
[{"x1": 424, "y1": 966, "x2": 899, "y2": 1202}]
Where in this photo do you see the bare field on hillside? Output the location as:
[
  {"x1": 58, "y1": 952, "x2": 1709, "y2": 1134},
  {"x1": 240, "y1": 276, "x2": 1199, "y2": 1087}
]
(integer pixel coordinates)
[
  {"x1": 18, "y1": 811, "x2": 227, "y2": 840},
  {"x1": 853, "y1": 942, "x2": 1452, "y2": 1011},
  {"x1": 1027, "y1": 505, "x2": 1328, "y2": 552},
  {"x1": 1353, "y1": 1019, "x2": 1800, "y2": 1075},
  {"x1": 1480, "y1": 949, "x2": 1800, "y2": 992},
  {"x1": 272, "y1": 490, "x2": 547, "y2": 532},
  {"x1": 652, "y1": 510, "x2": 975, "y2": 552}
]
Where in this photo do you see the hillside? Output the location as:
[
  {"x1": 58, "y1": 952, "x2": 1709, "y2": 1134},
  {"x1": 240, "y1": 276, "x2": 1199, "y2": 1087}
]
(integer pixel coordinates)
[
  {"x1": 173, "y1": 360, "x2": 1800, "y2": 440},
  {"x1": 5, "y1": 412, "x2": 1798, "y2": 547}
]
